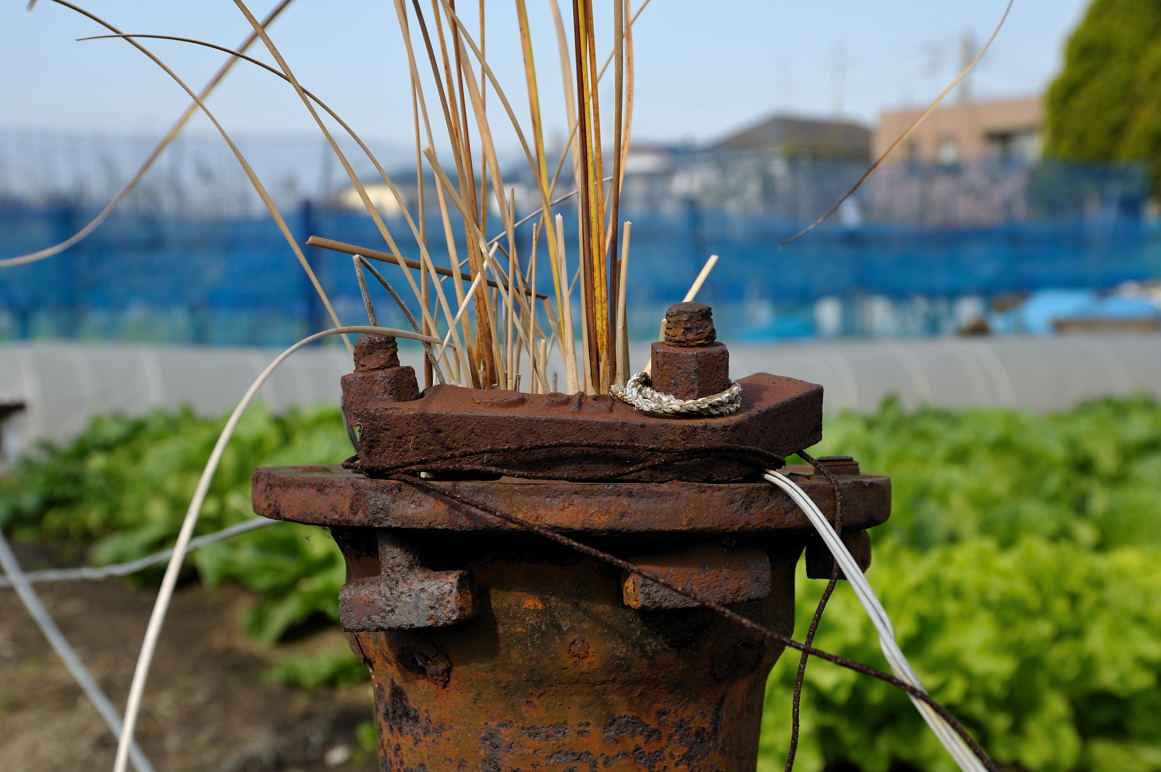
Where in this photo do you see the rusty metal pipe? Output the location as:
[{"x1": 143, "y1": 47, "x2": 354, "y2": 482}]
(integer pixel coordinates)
[{"x1": 252, "y1": 312, "x2": 891, "y2": 770}]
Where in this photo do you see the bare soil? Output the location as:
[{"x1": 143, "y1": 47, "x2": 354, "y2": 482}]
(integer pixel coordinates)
[{"x1": 0, "y1": 541, "x2": 375, "y2": 772}]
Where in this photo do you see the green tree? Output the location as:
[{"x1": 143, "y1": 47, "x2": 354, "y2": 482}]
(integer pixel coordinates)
[{"x1": 1045, "y1": 0, "x2": 1161, "y2": 190}]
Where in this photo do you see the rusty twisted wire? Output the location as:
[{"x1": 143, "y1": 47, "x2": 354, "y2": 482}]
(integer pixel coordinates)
[
  {"x1": 368, "y1": 441, "x2": 999, "y2": 772},
  {"x1": 344, "y1": 438, "x2": 785, "y2": 480},
  {"x1": 783, "y1": 449, "x2": 844, "y2": 772}
]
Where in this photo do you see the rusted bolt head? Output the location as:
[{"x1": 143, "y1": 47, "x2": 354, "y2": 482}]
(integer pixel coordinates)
[
  {"x1": 813, "y1": 456, "x2": 860, "y2": 476},
  {"x1": 664, "y1": 302, "x2": 716, "y2": 347},
  {"x1": 354, "y1": 335, "x2": 400, "y2": 372},
  {"x1": 650, "y1": 341, "x2": 730, "y2": 401}
]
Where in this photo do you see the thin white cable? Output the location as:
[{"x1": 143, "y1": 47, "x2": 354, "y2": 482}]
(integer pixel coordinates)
[
  {"x1": 0, "y1": 531, "x2": 156, "y2": 772},
  {"x1": 112, "y1": 325, "x2": 440, "y2": 772},
  {"x1": 0, "y1": 518, "x2": 275, "y2": 588},
  {"x1": 764, "y1": 470, "x2": 986, "y2": 772}
]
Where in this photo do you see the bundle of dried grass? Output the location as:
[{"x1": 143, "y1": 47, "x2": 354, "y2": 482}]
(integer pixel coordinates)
[
  {"x1": 17, "y1": 0, "x2": 646, "y2": 395},
  {"x1": 267, "y1": 0, "x2": 647, "y2": 394}
]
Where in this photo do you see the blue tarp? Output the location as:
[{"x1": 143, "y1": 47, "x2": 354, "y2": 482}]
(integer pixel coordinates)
[{"x1": 2, "y1": 202, "x2": 1158, "y2": 344}]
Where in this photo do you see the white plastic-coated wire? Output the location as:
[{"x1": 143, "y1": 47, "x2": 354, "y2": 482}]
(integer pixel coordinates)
[
  {"x1": 111, "y1": 325, "x2": 441, "y2": 772},
  {"x1": 764, "y1": 470, "x2": 986, "y2": 772},
  {"x1": 0, "y1": 518, "x2": 274, "y2": 588},
  {"x1": 0, "y1": 531, "x2": 156, "y2": 772}
]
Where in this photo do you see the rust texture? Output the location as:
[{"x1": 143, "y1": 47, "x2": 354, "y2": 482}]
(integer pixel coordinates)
[
  {"x1": 253, "y1": 466, "x2": 890, "y2": 534},
  {"x1": 339, "y1": 532, "x2": 476, "y2": 631},
  {"x1": 344, "y1": 373, "x2": 822, "y2": 482},
  {"x1": 353, "y1": 334, "x2": 401, "y2": 371},
  {"x1": 650, "y1": 341, "x2": 731, "y2": 401},
  {"x1": 342, "y1": 334, "x2": 420, "y2": 404},
  {"x1": 664, "y1": 302, "x2": 717, "y2": 346},
  {"x1": 344, "y1": 535, "x2": 800, "y2": 771},
  {"x1": 252, "y1": 324, "x2": 892, "y2": 771},
  {"x1": 651, "y1": 302, "x2": 731, "y2": 400},
  {"x1": 622, "y1": 545, "x2": 773, "y2": 609}
]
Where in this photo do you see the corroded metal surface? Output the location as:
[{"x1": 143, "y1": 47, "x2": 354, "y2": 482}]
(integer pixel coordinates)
[
  {"x1": 622, "y1": 545, "x2": 773, "y2": 609},
  {"x1": 663, "y1": 302, "x2": 717, "y2": 347},
  {"x1": 342, "y1": 335, "x2": 420, "y2": 405},
  {"x1": 252, "y1": 465, "x2": 890, "y2": 534},
  {"x1": 339, "y1": 532, "x2": 476, "y2": 631},
  {"x1": 253, "y1": 320, "x2": 893, "y2": 771},
  {"x1": 650, "y1": 341, "x2": 731, "y2": 401},
  {"x1": 341, "y1": 535, "x2": 800, "y2": 771},
  {"x1": 343, "y1": 373, "x2": 823, "y2": 482},
  {"x1": 255, "y1": 463, "x2": 890, "y2": 770},
  {"x1": 652, "y1": 302, "x2": 731, "y2": 400}
]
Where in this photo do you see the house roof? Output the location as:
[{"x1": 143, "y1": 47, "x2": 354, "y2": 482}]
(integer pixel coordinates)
[{"x1": 711, "y1": 114, "x2": 871, "y2": 160}]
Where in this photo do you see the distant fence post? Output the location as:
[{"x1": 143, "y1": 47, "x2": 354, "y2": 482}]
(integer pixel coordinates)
[
  {"x1": 15, "y1": 310, "x2": 32, "y2": 340},
  {"x1": 684, "y1": 195, "x2": 705, "y2": 278},
  {"x1": 300, "y1": 199, "x2": 327, "y2": 337},
  {"x1": 53, "y1": 200, "x2": 82, "y2": 339}
]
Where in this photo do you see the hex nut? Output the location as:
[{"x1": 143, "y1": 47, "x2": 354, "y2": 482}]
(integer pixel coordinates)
[{"x1": 650, "y1": 341, "x2": 731, "y2": 401}]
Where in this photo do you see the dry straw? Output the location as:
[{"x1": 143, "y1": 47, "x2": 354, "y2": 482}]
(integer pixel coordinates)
[{"x1": 20, "y1": 0, "x2": 649, "y2": 393}]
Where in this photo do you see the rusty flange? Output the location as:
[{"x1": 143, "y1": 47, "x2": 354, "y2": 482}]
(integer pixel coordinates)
[
  {"x1": 253, "y1": 465, "x2": 889, "y2": 534},
  {"x1": 253, "y1": 462, "x2": 889, "y2": 769}
]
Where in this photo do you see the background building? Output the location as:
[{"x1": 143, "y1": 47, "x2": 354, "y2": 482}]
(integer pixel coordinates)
[{"x1": 873, "y1": 96, "x2": 1043, "y2": 166}]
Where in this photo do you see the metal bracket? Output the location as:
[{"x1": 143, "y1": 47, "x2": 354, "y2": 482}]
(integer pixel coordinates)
[{"x1": 339, "y1": 532, "x2": 475, "y2": 631}]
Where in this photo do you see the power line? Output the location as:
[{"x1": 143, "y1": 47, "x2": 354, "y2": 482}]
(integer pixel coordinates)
[
  {"x1": 0, "y1": 530, "x2": 156, "y2": 772},
  {"x1": 0, "y1": 517, "x2": 275, "y2": 588}
]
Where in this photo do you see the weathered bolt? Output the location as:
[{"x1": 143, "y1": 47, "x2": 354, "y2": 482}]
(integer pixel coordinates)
[
  {"x1": 354, "y1": 334, "x2": 400, "y2": 371},
  {"x1": 650, "y1": 303, "x2": 730, "y2": 401},
  {"x1": 343, "y1": 334, "x2": 420, "y2": 404},
  {"x1": 812, "y1": 456, "x2": 861, "y2": 476},
  {"x1": 663, "y1": 302, "x2": 717, "y2": 346}
]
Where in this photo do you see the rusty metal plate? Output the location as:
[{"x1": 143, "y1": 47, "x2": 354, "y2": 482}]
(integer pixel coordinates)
[
  {"x1": 342, "y1": 372, "x2": 823, "y2": 482},
  {"x1": 252, "y1": 466, "x2": 890, "y2": 535}
]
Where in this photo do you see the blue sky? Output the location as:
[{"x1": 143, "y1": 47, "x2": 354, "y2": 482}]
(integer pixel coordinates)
[{"x1": 0, "y1": 1, "x2": 1089, "y2": 149}]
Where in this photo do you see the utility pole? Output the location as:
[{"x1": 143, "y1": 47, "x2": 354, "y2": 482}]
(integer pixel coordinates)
[
  {"x1": 959, "y1": 29, "x2": 977, "y2": 104},
  {"x1": 831, "y1": 41, "x2": 848, "y2": 117}
]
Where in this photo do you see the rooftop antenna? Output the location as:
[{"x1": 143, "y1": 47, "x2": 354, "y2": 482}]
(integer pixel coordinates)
[
  {"x1": 830, "y1": 41, "x2": 848, "y2": 117},
  {"x1": 958, "y1": 30, "x2": 977, "y2": 104},
  {"x1": 774, "y1": 55, "x2": 792, "y2": 114}
]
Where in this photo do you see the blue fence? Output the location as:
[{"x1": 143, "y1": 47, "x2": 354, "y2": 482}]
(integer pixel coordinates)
[{"x1": 2, "y1": 182, "x2": 1159, "y2": 345}]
